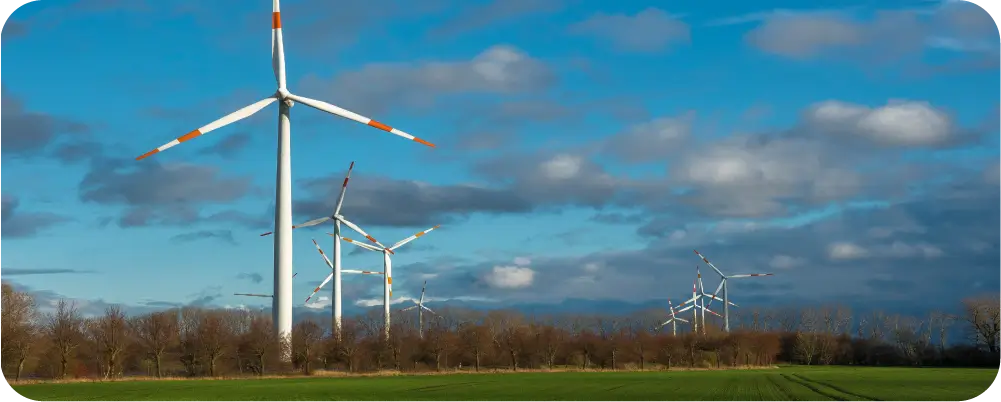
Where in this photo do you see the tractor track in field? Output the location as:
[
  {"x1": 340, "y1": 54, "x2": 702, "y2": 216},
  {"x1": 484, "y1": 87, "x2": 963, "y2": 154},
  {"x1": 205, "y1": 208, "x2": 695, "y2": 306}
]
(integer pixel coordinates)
[
  {"x1": 765, "y1": 374, "x2": 797, "y2": 400},
  {"x1": 407, "y1": 381, "x2": 490, "y2": 392},
  {"x1": 792, "y1": 375, "x2": 879, "y2": 401},
  {"x1": 781, "y1": 373, "x2": 846, "y2": 400}
]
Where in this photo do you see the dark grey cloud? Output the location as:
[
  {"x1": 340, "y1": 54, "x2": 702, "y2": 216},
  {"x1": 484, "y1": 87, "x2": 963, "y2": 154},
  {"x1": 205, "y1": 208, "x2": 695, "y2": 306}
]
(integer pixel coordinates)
[
  {"x1": 295, "y1": 173, "x2": 533, "y2": 228},
  {"x1": 1, "y1": 195, "x2": 70, "y2": 238},
  {"x1": 197, "y1": 132, "x2": 252, "y2": 159},
  {"x1": 411, "y1": 177, "x2": 999, "y2": 310},
  {"x1": 568, "y1": 8, "x2": 690, "y2": 53},
  {"x1": 1, "y1": 85, "x2": 89, "y2": 158},
  {"x1": 170, "y1": 230, "x2": 237, "y2": 245},
  {"x1": 1, "y1": 268, "x2": 94, "y2": 276},
  {"x1": 79, "y1": 157, "x2": 252, "y2": 228},
  {"x1": 590, "y1": 212, "x2": 645, "y2": 225},
  {"x1": 1, "y1": 20, "x2": 28, "y2": 43},
  {"x1": 187, "y1": 286, "x2": 223, "y2": 307},
  {"x1": 237, "y1": 272, "x2": 264, "y2": 284}
]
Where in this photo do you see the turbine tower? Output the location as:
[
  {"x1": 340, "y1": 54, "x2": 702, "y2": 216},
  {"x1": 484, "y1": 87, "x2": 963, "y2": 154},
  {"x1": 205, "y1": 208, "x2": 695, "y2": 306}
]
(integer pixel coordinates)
[
  {"x1": 656, "y1": 299, "x2": 689, "y2": 336},
  {"x1": 694, "y1": 249, "x2": 773, "y2": 332},
  {"x1": 133, "y1": 0, "x2": 435, "y2": 349},
  {"x1": 399, "y1": 280, "x2": 437, "y2": 339},
  {"x1": 338, "y1": 225, "x2": 440, "y2": 341}
]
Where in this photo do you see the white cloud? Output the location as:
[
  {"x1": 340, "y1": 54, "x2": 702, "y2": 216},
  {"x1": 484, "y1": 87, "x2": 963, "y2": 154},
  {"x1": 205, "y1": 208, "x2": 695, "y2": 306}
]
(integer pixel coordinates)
[
  {"x1": 303, "y1": 45, "x2": 554, "y2": 113},
  {"x1": 769, "y1": 254, "x2": 805, "y2": 269},
  {"x1": 483, "y1": 265, "x2": 536, "y2": 289},
  {"x1": 828, "y1": 242, "x2": 869, "y2": 260},
  {"x1": 541, "y1": 154, "x2": 583, "y2": 180},
  {"x1": 582, "y1": 262, "x2": 602, "y2": 273},
  {"x1": 806, "y1": 100, "x2": 954, "y2": 147},
  {"x1": 305, "y1": 296, "x2": 331, "y2": 310},
  {"x1": 514, "y1": 256, "x2": 532, "y2": 266}
]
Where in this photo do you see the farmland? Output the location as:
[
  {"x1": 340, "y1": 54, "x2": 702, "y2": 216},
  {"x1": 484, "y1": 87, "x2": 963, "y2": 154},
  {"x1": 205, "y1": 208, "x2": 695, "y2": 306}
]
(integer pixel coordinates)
[{"x1": 10, "y1": 366, "x2": 997, "y2": 401}]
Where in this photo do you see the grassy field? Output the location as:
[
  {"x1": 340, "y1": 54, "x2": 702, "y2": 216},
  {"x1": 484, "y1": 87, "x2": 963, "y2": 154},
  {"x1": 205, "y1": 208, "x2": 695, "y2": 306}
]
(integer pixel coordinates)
[{"x1": 9, "y1": 366, "x2": 997, "y2": 401}]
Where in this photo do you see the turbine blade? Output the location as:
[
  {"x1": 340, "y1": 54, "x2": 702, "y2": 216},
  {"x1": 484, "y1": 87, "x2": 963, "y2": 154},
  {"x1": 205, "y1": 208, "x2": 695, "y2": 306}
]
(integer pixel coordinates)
[
  {"x1": 304, "y1": 272, "x2": 333, "y2": 303},
  {"x1": 336, "y1": 216, "x2": 392, "y2": 252},
  {"x1": 272, "y1": 0, "x2": 286, "y2": 89},
  {"x1": 342, "y1": 270, "x2": 384, "y2": 275},
  {"x1": 333, "y1": 161, "x2": 355, "y2": 216},
  {"x1": 675, "y1": 317, "x2": 690, "y2": 323},
  {"x1": 729, "y1": 273, "x2": 774, "y2": 278},
  {"x1": 310, "y1": 239, "x2": 334, "y2": 270},
  {"x1": 400, "y1": 306, "x2": 418, "y2": 312},
  {"x1": 234, "y1": 293, "x2": 272, "y2": 298},
  {"x1": 675, "y1": 304, "x2": 695, "y2": 314},
  {"x1": 421, "y1": 306, "x2": 437, "y2": 315},
  {"x1": 260, "y1": 216, "x2": 332, "y2": 237},
  {"x1": 418, "y1": 280, "x2": 427, "y2": 305},
  {"x1": 706, "y1": 280, "x2": 725, "y2": 309},
  {"x1": 285, "y1": 93, "x2": 435, "y2": 148},
  {"x1": 390, "y1": 225, "x2": 440, "y2": 251},
  {"x1": 137, "y1": 97, "x2": 277, "y2": 160},
  {"x1": 693, "y1": 249, "x2": 727, "y2": 278},
  {"x1": 335, "y1": 235, "x2": 383, "y2": 252}
]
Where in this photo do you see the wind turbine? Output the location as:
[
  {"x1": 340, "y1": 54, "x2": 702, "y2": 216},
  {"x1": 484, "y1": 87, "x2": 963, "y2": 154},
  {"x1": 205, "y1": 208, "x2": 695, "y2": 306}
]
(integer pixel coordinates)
[
  {"x1": 398, "y1": 280, "x2": 436, "y2": 339},
  {"x1": 133, "y1": 0, "x2": 435, "y2": 347},
  {"x1": 304, "y1": 239, "x2": 383, "y2": 304},
  {"x1": 677, "y1": 279, "x2": 722, "y2": 334},
  {"x1": 655, "y1": 298, "x2": 689, "y2": 336},
  {"x1": 260, "y1": 161, "x2": 385, "y2": 340},
  {"x1": 336, "y1": 224, "x2": 440, "y2": 341},
  {"x1": 694, "y1": 249, "x2": 773, "y2": 332}
]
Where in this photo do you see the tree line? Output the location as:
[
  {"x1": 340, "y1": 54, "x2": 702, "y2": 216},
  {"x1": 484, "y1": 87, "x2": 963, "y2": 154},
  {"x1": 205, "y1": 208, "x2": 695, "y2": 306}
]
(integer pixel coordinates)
[{"x1": 2, "y1": 283, "x2": 998, "y2": 381}]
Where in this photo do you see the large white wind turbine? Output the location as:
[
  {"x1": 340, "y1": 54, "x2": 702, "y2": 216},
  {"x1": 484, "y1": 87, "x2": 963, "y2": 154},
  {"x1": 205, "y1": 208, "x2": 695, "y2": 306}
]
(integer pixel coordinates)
[
  {"x1": 133, "y1": 0, "x2": 435, "y2": 346},
  {"x1": 337, "y1": 225, "x2": 440, "y2": 341},
  {"x1": 398, "y1": 280, "x2": 437, "y2": 339},
  {"x1": 260, "y1": 161, "x2": 385, "y2": 340},
  {"x1": 655, "y1": 298, "x2": 689, "y2": 336},
  {"x1": 694, "y1": 249, "x2": 773, "y2": 332}
]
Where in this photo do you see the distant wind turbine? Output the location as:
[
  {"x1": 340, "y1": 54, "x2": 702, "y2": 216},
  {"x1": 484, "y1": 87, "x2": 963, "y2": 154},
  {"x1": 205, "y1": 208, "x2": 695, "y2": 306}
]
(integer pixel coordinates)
[
  {"x1": 694, "y1": 249, "x2": 772, "y2": 332},
  {"x1": 336, "y1": 225, "x2": 440, "y2": 341}
]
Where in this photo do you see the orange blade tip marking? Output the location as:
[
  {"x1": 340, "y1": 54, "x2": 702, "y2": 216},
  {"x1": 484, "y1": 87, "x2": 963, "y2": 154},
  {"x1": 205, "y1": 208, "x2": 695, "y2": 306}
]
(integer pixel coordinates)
[
  {"x1": 136, "y1": 149, "x2": 159, "y2": 161},
  {"x1": 368, "y1": 120, "x2": 392, "y2": 132},
  {"x1": 414, "y1": 137, "x2": 436, "y2": 148},
  {"x1": 365, "y1": 235, "x2": 378, "y2": 243},
  {"x1": 177, "y1": 129, "x2": 202, "y2": 143},
  {"x1": 272, "y1": 12, "x2": 281, "y2": 29}
]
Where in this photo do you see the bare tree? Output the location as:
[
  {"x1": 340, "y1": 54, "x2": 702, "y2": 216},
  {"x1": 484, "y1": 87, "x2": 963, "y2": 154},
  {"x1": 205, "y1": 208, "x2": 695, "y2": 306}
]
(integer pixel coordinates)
[
  {"x1": 962, "y1": 294, "x2": 1001, "y2": 355},
  {"x1": 458, "y1": 321, "x2": 493, "y2": 372},
  {"x1": 291, "y1": 320, "x2": 324, "y2": 374},
  {"x1": 239, "y1": 314, "x2": 275, "y2": 375},
  {"x1": 130, "y1": 310, "x2": 179, "y2": 378},
  {"x1": 91, "y1": 305, "x2": 129, "y2": 378},
  {"x1": 44, "y1": 299, "x2": 84, "y2": 379},
  {"x1": 2, "y1": 284, "x2": 38, "y2": 381}
]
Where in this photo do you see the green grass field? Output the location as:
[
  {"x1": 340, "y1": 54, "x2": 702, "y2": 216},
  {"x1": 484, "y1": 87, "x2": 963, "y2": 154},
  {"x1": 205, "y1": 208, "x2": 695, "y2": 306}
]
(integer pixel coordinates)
[{"x1": 10, "y1": 366, "x2": 998, "y2": 401}]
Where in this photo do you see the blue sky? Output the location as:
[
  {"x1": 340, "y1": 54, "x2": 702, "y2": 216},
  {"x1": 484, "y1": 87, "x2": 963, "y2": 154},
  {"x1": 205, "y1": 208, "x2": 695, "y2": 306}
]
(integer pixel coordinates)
[{"x1": 2, "y1": 0, "x2": 999, "y2": 318}]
